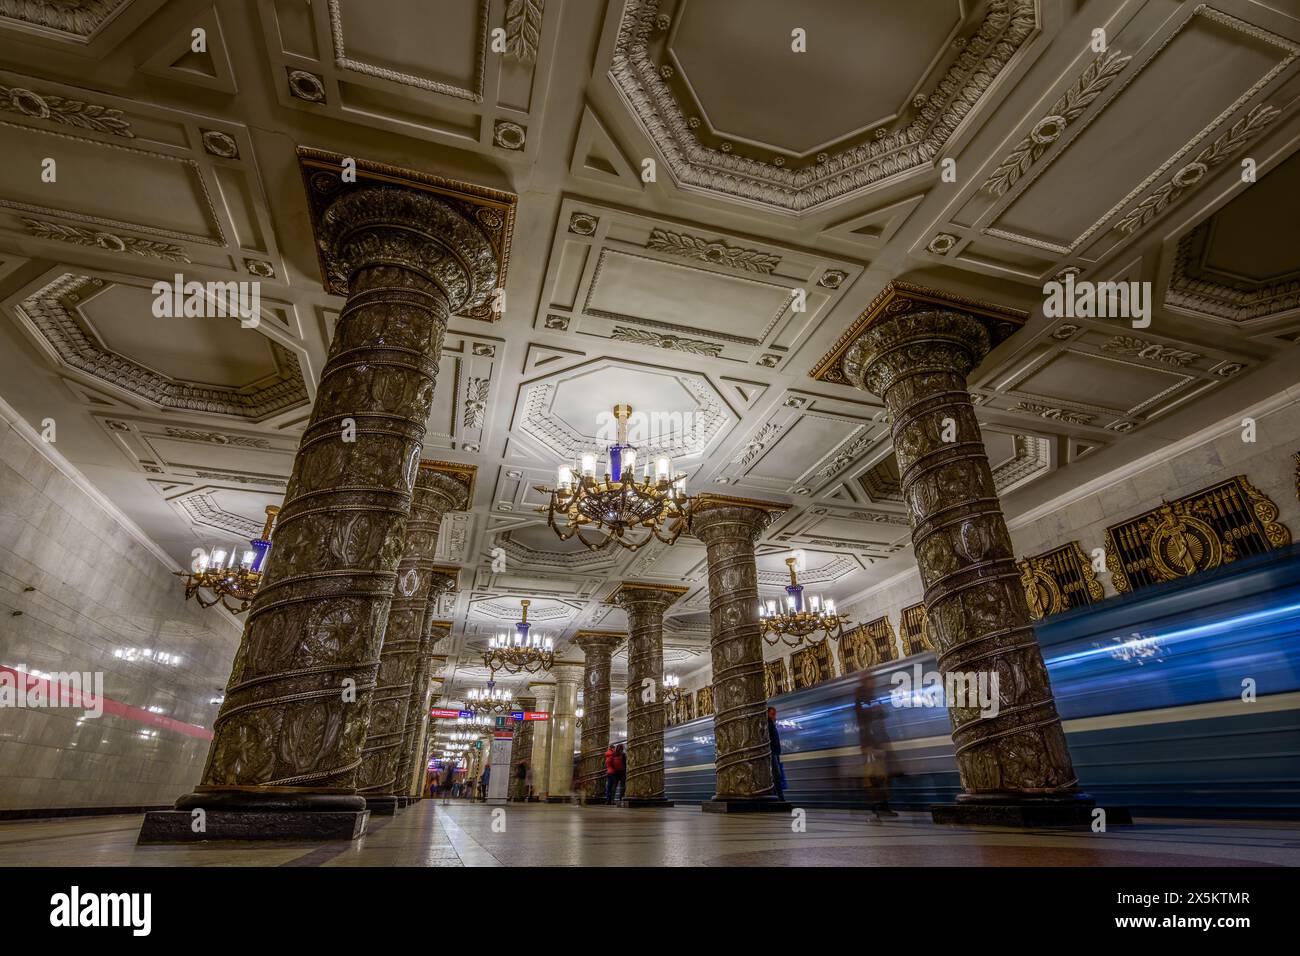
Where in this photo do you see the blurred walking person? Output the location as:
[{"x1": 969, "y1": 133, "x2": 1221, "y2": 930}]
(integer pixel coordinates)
[
  {"x1": 767, "y1": 707, "x2": 787, "y2": 801},
  {"x1": 854, "y1": 674, "x2": 897, "y2": 821}
]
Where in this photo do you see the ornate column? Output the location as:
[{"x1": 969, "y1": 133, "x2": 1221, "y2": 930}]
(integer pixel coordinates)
[
  {"x1": 140, "y1": 153, "x2": 514, "y2": 843},
  {"x1": 608, "y1": 583, "x2": 687, "y2": 807},
  {"x1": 572, "y1": 632, "x2": 623, "y2": 803},
  {"x1": 511, "y1": 695, "x2": 537, "y2": 801},
  {"x1": 545, "y1": 661, "x2": 583, "y2": 802},
  {"x1": 690, "y1": 495, "x2": 789, "y2": 812},
  {"x1": 358, "y1": 466, "x2": 469, "y2": 814},
  {"x1": 398, "y1": 624, "x2": 452, "y2": 805},
  {"x1": 528, "y1": 681, "x2": 556, "y2": 798},
  {"x1": 819, "y1": 281, "x2": 1091, "y2": 826}
]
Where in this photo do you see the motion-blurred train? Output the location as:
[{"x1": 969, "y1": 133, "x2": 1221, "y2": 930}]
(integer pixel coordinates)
[{"x1": 664, "y1": 544, "x2": 1300, "y2": 815}]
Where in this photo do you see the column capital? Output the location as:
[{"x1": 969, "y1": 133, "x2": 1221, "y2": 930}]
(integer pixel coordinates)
[
  {"x1": 606, "y1": 581, "x2": 689, "y2": 613},
  {"x1": 571, "y1": 631, "x2": 625, "y2": 655},
  {"x1": 426, "y1": 566, "x2": 460, "y2": 593},
  {"x1": 551, "y1": 660, "x2": 584, "y2": 684},
  {"x1": 298, "y1": 147, "x2": 516, "y2": 317},
  {"x1": 689, "y1": 494, "x2": 787, "y2": 544},
  {"x1": 809, "y1": 280, "x2": 1027, "y2": 389},
  {"x1": 416, "y1": 460, "x2": 475, "y2": 510}
]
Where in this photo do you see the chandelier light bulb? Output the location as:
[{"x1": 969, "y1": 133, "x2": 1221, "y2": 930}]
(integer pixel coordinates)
[{"x1": 581, "y1": 454, "x2": 596, "y2": 477}]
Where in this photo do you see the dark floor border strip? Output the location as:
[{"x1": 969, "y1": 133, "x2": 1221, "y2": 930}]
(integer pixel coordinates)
[{"x1": 0, "y1": 805, "x2": 170, "y2": 821}]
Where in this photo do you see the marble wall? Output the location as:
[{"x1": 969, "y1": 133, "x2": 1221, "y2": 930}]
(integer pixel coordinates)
[{"x1": 0, "y1": 415, "x2": 241, "y2": 814}]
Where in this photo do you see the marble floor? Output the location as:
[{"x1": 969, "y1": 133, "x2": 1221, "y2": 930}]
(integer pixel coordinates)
[{"x1": 0, "y1": 802, "x2": 1296, "y2": 866}]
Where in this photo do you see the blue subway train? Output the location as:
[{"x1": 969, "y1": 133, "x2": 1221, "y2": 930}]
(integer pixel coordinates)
[{"x1": 664, "y1": 544, "x2": 1300, "y2": 815}]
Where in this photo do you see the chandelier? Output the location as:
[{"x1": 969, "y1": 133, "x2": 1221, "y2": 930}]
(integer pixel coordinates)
[
  {"x1": 175, "y1": 506, "x2": 279, "y2": 613},
  {"x1": 455, "y1": 713, "x2": 493, "y2": 729},
  {"x1": 465, "y1": 681, "x2": 514, "y2": 715},
  {"x1": 662, "y1": 673, "x2": 684, "y2": 703},
  {"x1": 535, "y1": 404, "x2": 692, "y2": 552},
  {"x1": 758, "y1": 556, "x2": 849, "y2": 648},
  {"x1": 481, "y1": 600, "x2": 554, "y2": 676}
]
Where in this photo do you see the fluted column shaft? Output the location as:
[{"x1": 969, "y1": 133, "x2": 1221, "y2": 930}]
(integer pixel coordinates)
[
  {"x1": 572, "y1": 634, "x2": 623, "y2": 801},
  {"x1": 529, "y1": 682, "x2": 556, "y2": 797},
  {"x1": 357, "y1": 471, "x2": 465, "y2": 809},
  {"x1": 846, "y1": 310, "x2": 1080, "y2": 802},
  {"x1": 546, "y1": 662, "x2": 582, "y2": 801},
  {"x1": 610, "y1": 584, "x2": 685, "y2": 805},
  {"x1": 180, "y1": 188, "x2": 497, "y2": 813},
  {"x1": 692, "y1": 501, "x2": 781, "y2": 807}
]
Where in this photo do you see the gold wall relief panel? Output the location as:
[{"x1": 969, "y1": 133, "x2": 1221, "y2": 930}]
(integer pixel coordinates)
[
  {"x1": 1105, "y1": 475, "x2": 1291, "y2": 594},
  {"x1": 898, "y1": 604, "x2": 935, "y2": 657},
  {"x1": 1016, "y1": 541, "x2": 1104, "y2": 621},
  {"x1": 694, "y1": 685, "x2": 714, "y2": 718},
  {"x1": 839, "y1": 615, "x2": 896, "y2": 673},
  {"x1": 763, "y1": 658, "x2": 790, "y2": 699},
  {"x1": 790, "y1": 641, "x2": 836, "y2": 690}
]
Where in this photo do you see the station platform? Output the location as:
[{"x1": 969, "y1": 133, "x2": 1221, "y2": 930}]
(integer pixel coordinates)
[{"x1": 3, "y1": 802, "x2": 1296, "y2": 868}]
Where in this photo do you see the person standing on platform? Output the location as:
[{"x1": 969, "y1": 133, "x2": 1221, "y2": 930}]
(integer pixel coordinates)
[
  {"x1": 767, "y1": 707, "x2": 787, "y2": 801},
  {"x1": 614, "y1": 743, "x2": 628, "y2": 802},
  {"x1": 604, "y1": 743, "x2": 618, "y2": 804},
  {"x1": 479, "y1": 763, "x2": 490, "y2": 802}
]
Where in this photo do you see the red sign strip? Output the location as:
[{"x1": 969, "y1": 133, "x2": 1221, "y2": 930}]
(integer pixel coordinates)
[{"x1": 0, "y1": 665, "x2": 214, "y2": 740}]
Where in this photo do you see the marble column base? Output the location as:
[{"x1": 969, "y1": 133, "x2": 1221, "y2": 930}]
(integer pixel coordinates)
[
  {"x1": 365, "y1": 795, "x2": 399, "y2": 816},
  {"x1": 138, "y1": 809, "x2": 369, "y2": 843},
  {"x1": 931, "y1": 792, "x2": 1115, "y2": 828},
  {"x1": 621, "y1": 798, "x2": 674, "y2": 808},
  {"x1": 702, "y1": 797, "x2": 791, "y2": 814}
]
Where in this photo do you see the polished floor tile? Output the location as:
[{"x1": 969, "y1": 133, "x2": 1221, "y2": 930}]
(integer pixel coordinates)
[{"x1": 0, "y1": 801, "x2": 1296, "y2": 867}]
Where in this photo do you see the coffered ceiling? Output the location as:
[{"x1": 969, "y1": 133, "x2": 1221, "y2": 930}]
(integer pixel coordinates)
[{"x1": 1, "y1": 0, "x2": 1298, "y2": 708}]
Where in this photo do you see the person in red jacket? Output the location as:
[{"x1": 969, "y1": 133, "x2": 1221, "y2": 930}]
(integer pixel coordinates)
[{"x1": 604, "y1": 745, "x2": 618, "y2": 804}]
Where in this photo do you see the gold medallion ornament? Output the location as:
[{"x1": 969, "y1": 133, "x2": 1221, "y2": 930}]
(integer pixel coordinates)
[
  {"x1": 1015, "y1": 542, "x2": 1102, "y2": 621},
  {"x1": 1104, "y1": 476, "x2": 1290, "y2": 594},
  {"x1": 898, "y1": 604, "x2": 936, "y2": 656}
]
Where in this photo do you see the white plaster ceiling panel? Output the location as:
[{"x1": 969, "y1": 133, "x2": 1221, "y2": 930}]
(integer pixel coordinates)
[
  {"x1": 669, "y1": 0, "x2": 963, "y2": 157},
  {"x1": 258, "y1": 0, "x2": 562, "y2": 160},
  {"x1": 919, "y1": 1, "x2": 1300, "y2": 282},
  {"x1": 92, "y1": 414, "x2": 298, "y2": 487},
  {"x1": 10, "y1": 271, "x2": 310, "y2": 423},
  {"x1": 0, "y1": 0, "x2": 165, "y2": 50},
  {"x1": 0, "y1": 70, "x2": 282, "y2": 280},
  {"x1": 167, "y1": 486, "x2": 278, "y2": 541},
  {"x1": 538, "y1": 198, "x2": 864, "y2": 371},
  {"x1": 974, "y1": 316, "x2": 1256, "y2": 435},
  {"x1": 713, "y1": 387, "x2": 886, "y2": 496},
  {"x1": 607, "y1": 0, "x2": 1039, "y2": 213},
  {"x1": 512, "y1": 357, "x2": 730, "y2": 461},
  {"x1": 1164, "y1": 148, "x2": 1300, "y2": 333}
]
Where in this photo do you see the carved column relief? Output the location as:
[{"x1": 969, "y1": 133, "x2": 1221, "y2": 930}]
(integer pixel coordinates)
[
  {"x1": 397, "y1": 618, "x2": 452, "y2": 803},
  {"x1": 690, "y1": 495, "x2": 788, "y2": 810},
  {"x1": 141, "y1": 167, "x2": 513, "y2": 843},
  {"x1": 189, "y1": 189, "x2": 493, "y2": 804},
  {"x1": 529, "y1": 681, "x2": 556, "y2": 798},
  {"x1": 843, "y1": 306, "x2": 1086, "y2": 816},
  {"x1": 356, "y1": 466, "x2": 468, "y2": 811},
  {"x1": 512, "y1": 695, "x2": 537, "y2": 800},
  {"x1": 572, "y1": 632, "x2": 623, "y2": 802},
  {"x1": 609, "y1": 583, "x2": 687, "y2": 806},
  {"x1": 546, "y1": 662, "x2": 583, "y2": 802}
]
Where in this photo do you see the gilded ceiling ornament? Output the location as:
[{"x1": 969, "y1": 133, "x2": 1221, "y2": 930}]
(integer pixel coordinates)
[
  {"x1": 200, "y1": 129, "x2": 239, "y2": 158},
  {"x1": 493, "y1": 119, "x2": 527, "y2": 150},
  {"x1": 20, "y1": 217, "x2": 189, "y2": 263},
  {"x1": 1010, "y1": 402, "x2": 1094, "y2": 426},
  {"x1": 568, "y1": 212, "x2": 598, "y2": 235},
  {"x1": 645, "y1": 227, "x2": 781, "y2": 274},
  {"x1": 286, "y1": 69, "x2": 326, "y2": 103},
  {"x1": 610, "y1": 326, "x2": 723, "y2": 357},
  {"x1": 983, "y1": 50, "x2": 1131, "y2": 196},
  {"x1": 1117, "y1": 104, "x2": 1281, "y2": 234},
  {"x1": 503, "y1": 0, "x2": 543, "y2": 63},
  {"x1": 926, "y1": 233, "x2": 958, "y2": 255},
  {"x1": 1103, "y1": 335, "x2": 1201, "y2": 367},
  {"x1": 818, "y1": 270, "x2": 848, "y2": 289},
  {"x1": 0, "y1": 82, "x2": 133, "y2": 136},
  {"x1": 462, "y1": 377, "x2": 490, "y2": 428}
]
